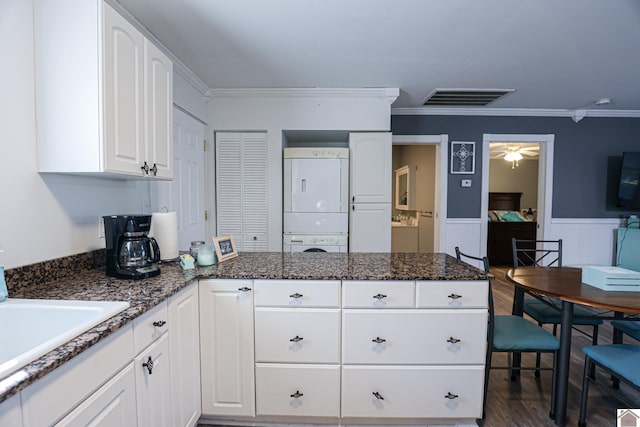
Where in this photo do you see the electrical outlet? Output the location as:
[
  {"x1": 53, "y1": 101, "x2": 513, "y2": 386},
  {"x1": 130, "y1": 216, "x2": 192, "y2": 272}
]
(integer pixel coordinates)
[{"x1": 98, "y1": 217, "x2": 105, "y2": 239}]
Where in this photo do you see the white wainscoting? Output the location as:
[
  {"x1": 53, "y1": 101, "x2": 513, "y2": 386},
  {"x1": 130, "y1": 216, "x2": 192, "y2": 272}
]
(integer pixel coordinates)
[
  {"x1": 445, "y1": 217, "x2": 623, "y2": 268},
  {"x1": 547, "y1": 218, "x2": 622, "y2": 267}
]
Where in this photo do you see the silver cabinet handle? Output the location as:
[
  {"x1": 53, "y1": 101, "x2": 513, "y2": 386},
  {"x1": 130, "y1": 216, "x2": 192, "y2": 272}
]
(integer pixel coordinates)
[
  {"x1": 448, "y1": 293, "x2": 462, "y2": 300},
  {"x1": 153, "y1": 320, "x2": 166, "y2": 327},
  {"x1": 141, "y1": 161, "x2": 150, "y2": 174},
  {"x1": 373, "y1": 391, "x2": 384, "y2": 400},
  {"x1": 291, "y1": 390, "x2": 303, "y2": 398},
  {"x1": 289, "y1": 335, "x2": 304, "y2": 343},
  {"x1": 373, "y1": 293, "x2": 387, "y2": 300},
  {"x1": 445, "y1": 392, "x2": 459, "y2": 400},
  {"x1": 289, "y1": 293, "x2": 303, "y2": 299},
  {"x1": 447, "y1": 337, "x2": 461, "y2": 344},
  {"x1": 238, "y1": 287, "x2": 252, "y2": 292},
  {"x1": 372, "y1": 337, "x2": 386, "y2": 344}
]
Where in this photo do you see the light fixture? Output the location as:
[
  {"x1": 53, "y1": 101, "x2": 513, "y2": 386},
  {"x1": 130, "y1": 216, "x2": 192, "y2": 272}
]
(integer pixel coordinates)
[{"x1": 504, "y1": 151, "x2": 523, "y2": 169}]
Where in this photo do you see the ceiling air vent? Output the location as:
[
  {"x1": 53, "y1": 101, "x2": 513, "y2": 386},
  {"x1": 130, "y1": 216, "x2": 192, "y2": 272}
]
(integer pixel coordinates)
[{"x1": 422, "y1": 89, "x2": 514, "y2": 106}]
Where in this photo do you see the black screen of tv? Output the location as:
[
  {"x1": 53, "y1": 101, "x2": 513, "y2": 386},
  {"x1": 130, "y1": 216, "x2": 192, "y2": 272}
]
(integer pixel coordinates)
[{"x1": 617, "y1": 151, "x2": 640, "y2": 209}]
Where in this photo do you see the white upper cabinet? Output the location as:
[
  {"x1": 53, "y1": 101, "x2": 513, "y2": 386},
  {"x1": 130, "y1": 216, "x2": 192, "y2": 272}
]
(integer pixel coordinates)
[
  {"x1": 349, "y1": 132, "x2": 392, "y2": 204},
  {"x1": 34, "y1": 0, "x2": 173, "y2": 179}
]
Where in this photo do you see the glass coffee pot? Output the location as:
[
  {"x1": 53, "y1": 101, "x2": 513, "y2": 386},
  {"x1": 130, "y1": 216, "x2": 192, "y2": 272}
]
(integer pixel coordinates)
[{"x1": 118, "y1": 234, "x2": 160, "y2": 268}]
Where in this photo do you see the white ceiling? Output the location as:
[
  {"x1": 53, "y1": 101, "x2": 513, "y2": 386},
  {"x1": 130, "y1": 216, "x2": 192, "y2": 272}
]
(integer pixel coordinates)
[{"x1": 116, "y1": 0, "x2": 640, "y2": 110}]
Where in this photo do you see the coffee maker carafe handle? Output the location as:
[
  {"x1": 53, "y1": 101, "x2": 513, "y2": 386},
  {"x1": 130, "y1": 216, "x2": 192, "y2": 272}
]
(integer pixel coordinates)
[{"x1": 149, "y1": 237, "x2": 161, "y2": 263}]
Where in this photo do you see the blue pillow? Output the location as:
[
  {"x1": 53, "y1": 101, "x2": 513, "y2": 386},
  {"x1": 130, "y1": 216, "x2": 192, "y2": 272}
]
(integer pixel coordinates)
[{"x1": 500, "y1": 211, "x2": 525, "y2": 222}]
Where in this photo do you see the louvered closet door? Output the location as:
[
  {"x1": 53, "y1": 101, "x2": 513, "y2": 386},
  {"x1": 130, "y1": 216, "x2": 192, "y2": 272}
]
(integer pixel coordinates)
[{"x1": 216, "y1": 132, "x2": 267, "y2": 251}]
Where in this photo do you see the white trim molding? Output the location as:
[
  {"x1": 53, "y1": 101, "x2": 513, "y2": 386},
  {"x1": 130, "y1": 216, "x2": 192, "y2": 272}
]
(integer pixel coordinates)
[
  {"x1": 207, "y1": 88, "x2": 400, "y2": 103},
  {"x1": 392, "y1": 107, "x2": 640, "y2": 119}
]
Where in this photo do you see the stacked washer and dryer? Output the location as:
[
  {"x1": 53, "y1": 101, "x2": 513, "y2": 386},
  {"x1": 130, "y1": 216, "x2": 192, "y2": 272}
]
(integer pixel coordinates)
[{"x1": 283, "y1": 147, "x2": 349, "y2": 252}]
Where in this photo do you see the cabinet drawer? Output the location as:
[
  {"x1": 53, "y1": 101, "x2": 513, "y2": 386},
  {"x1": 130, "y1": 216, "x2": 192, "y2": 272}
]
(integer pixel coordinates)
[
  {"x1": 255, "y1": 308, "x2": 340, "y2": 363},
  {"x1": 342, "y1": 280, "x2": 415, "y2": 308},
  {"x1": 416, "y1": 280, "x2": 488, "y2": 308},
  {"x1": 256, "y1": 364, "x2": 340, "y2": 417},
  {"x1": 341, "y1": 365, "x2": 484, "y2": 419},
  {"x1": 342, "y1": 310, "x2": 487, "y2": 365},
  {"x1": 133, "y1": 301, "x2": 168, "y2": 354},
  {"x1": 254, "y1": 280, "x2": 340, "y2": 307}
]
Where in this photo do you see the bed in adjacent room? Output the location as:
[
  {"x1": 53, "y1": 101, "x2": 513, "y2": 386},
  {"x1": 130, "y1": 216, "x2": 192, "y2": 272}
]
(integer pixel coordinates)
[{"x1": 487, "y1": 192, "x2": 537, "y2": 265}]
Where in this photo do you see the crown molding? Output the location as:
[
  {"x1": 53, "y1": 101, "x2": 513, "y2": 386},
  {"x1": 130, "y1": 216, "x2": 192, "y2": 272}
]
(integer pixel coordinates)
[
  {"x1": 391, "y1": 107, "x2": 640, "y2": 119},
  {"x1": 207, "y1": 87, "x2": 400, "y2": 102}
]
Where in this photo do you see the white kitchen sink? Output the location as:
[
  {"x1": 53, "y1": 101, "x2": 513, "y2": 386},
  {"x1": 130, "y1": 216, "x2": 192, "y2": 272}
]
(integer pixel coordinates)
[{"x1": 0, "y1": 299, "x2": 129, "y2": 379}]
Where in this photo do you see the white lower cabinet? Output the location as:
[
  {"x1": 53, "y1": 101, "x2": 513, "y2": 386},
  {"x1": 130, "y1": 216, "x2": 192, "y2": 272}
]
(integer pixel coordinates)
[
  {"x1": 168, "y1": 282, "x2": 201, "y2": 427},
  {"x1": 0, "y1": 393, "x2": 23, "y2": 427},
  {"x1": 56, "y1": 363, "x2": 137, "y2": 427},
  {"x1": 135, "y1": 332, "x2": 171, "y2": 427},
  {"x1": 255, "y1": 364, "x2": 340, "y2": 417},
  {"x1": 199, "y1": 279, "x2": 255, "y2": 417},
  {"x1": 341, "y1": 365, "x2": 484, "y2": 418}
]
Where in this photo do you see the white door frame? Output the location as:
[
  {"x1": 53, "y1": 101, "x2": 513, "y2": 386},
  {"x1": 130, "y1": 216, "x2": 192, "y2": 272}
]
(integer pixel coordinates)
[
  {"x1": 392, "y1": 134, "x2": 448, "y2": 252},
  {"x1": 481, "y1": 133, "x2": 555, "y2": 255}
]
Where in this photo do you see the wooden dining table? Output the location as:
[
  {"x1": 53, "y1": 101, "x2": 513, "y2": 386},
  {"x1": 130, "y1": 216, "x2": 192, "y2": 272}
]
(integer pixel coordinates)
[{"x1": 506, "y1": 266, "x2": 640, "y2": 427}]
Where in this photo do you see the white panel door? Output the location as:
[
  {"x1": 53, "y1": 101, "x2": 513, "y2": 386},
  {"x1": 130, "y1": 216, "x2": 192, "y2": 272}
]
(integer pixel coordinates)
[
  {"x1": 290, "y1": 158, "x2": 343, "y2": 212},
  {"x1": 349, "y1": 203, "x2": 391, "y2": 252},
  {"x1": 157, "y1": 108, "x2": 205, "y2": 251},
  {"x1": 199, "y1": 280, "x2": 255, "y2": 417},
  {"x1": 349, "y1": 132, "x2": 392, "y2": 204},
  {"x1": 168, "y1": 283, "x2": 201, "y2": 427},
  {"x1": 145, "y1": 40, "x2": 173, "y2": 179},
  {"x1": 103, "y1": 3, "x2": 145, "y2": 176}
]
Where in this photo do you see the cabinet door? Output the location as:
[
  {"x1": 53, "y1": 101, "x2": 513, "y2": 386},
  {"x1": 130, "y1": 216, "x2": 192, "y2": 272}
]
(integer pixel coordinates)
[
  {"x1": 0, "y1": 394, "x2": 22, "y2": 427},
  {"x1": 349, "y1": 132, "x2": 392, "y2": 204},
  {"x1": 103, "y1": 3, "x2": 145, "y2": 176},
  {"x1": 135, "y1": 333, "x2": 171, "y2": 427},
  {"x1": 199, "y1": 280, "x2": 255, "y2": 416},
  {"x1": 169, "y1": 283, "x2": 201, "y2": 427},
  {"x1": 56, "y1": 363, "x2": 137, "y2": 427},
  {"x1": 349, "y1": 203, "x2": 391, "y2": 252},
  {"x1": 145, "y1": 40, "x2": 173, "y2": 179}
]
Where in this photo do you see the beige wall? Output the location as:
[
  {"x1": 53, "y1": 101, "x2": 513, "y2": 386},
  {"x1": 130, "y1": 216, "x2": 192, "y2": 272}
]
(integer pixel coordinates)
[
  {"x1": 392, "y1": 145, "x2": 436, "y2": 214},
  {"x1": 489, "y1": 158, "x2": 539, "y2": 211}
]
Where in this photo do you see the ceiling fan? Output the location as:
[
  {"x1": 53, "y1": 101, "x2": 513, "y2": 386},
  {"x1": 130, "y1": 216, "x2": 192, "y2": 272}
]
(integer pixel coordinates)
[{"x1": 489, "y1": 143, "x2": 540, "y2": 169}]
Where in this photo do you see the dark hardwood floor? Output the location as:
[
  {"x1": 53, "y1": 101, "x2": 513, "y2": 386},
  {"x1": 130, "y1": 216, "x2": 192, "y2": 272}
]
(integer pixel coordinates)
[{"x1": 482, "y1": 266, "x2": 640, "y2": 427}]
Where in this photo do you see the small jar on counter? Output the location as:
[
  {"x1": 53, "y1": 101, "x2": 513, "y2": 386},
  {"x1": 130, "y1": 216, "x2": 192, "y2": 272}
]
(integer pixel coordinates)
[
  {"x1": 197, "y1": 244, "x2": 216, "y2": 266},
  {"x1": 189, "y1": 241, "x2": 206, "y2": 261}
]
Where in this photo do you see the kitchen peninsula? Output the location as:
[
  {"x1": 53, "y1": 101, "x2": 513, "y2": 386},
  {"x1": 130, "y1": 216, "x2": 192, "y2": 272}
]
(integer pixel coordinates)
[{"x1": 1, "y1": 252, "x2": 489, "y2": 426}]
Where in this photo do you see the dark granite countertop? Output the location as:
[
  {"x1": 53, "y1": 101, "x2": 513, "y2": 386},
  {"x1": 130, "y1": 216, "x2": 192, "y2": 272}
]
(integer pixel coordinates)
[{"x1": 0, "y1": 252, "x2": 487, "y2": 403}]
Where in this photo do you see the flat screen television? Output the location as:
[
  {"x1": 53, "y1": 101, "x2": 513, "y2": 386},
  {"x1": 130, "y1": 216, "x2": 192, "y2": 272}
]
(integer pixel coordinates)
[{"x1": 617, "y1": 151, "x2": 640, "y2": 209}]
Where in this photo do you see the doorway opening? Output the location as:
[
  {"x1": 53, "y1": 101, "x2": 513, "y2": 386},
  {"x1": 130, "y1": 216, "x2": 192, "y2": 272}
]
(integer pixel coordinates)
[
  {"x1": 391, "y1": 135, "x2": 448, "y2": 253},
  {"x1": 481, "y1": 134, "x2": 555, "y2": 265}
]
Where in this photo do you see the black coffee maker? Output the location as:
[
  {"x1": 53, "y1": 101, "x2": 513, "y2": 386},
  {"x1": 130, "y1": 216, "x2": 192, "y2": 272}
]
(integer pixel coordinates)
[{"x1": 103, "y1": 215, "x2": 161, "y2": 279}]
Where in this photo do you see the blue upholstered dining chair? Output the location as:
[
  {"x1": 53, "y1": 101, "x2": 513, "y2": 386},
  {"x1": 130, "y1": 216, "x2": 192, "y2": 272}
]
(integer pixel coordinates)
[
  {"x1": 455, "y1": 247, "x2": 560, "y2": 419},
  {"x1": 611, "y1": 320, "x2": 640, "y2": 342},
  {"x1": 512, "y1": 238, "x2": 603, "y2": 378},
  {"x1": 578, "y1": 344, "x2": 640, "y2": 427}
]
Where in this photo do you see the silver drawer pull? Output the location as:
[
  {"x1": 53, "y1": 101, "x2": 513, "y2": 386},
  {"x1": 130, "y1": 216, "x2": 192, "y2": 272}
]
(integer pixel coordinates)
[
  {"x1": 373, "y1": 293, "x2": 387, "y2": 300},
  {"x1": 238, "y1": 287, "x2": 252, "y2": 292},
  {"x1": 373, "y1": 391, "x2": 384, "y2": 400},
  {"x1": 448, "y1": 293, "x2": 462, "y2": 300},
  {"x1": 153, "y1": 320, "x2": 166, "y2": 328},
  {"x1": 289, "y1": 293, "x2": 303, "y2": 299},
  {"x1": 289, "y1": 335, "x2": 304, "y2": 343},
  {"x1": 447, "y1": 337, "x2": 461, "y2": 344},
  {"x1": 291, "y1": 390, "x2": 303, "y2": 398},
  {"x1": 372, "y1": 337, "x2": 386, "y2": 344},
  {"x1": 445, "y1": 392, "x2": 459, "y2": 400}
]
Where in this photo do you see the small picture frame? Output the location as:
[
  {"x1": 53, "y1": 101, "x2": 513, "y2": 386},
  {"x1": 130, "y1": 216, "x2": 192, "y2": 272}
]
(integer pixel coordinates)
[
  {"x1": 212, "y1": 234, "x2": 238, "y2": 262},
  {"x1": 451, "y1": 141, "x2": 475, "y2": 174}
]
